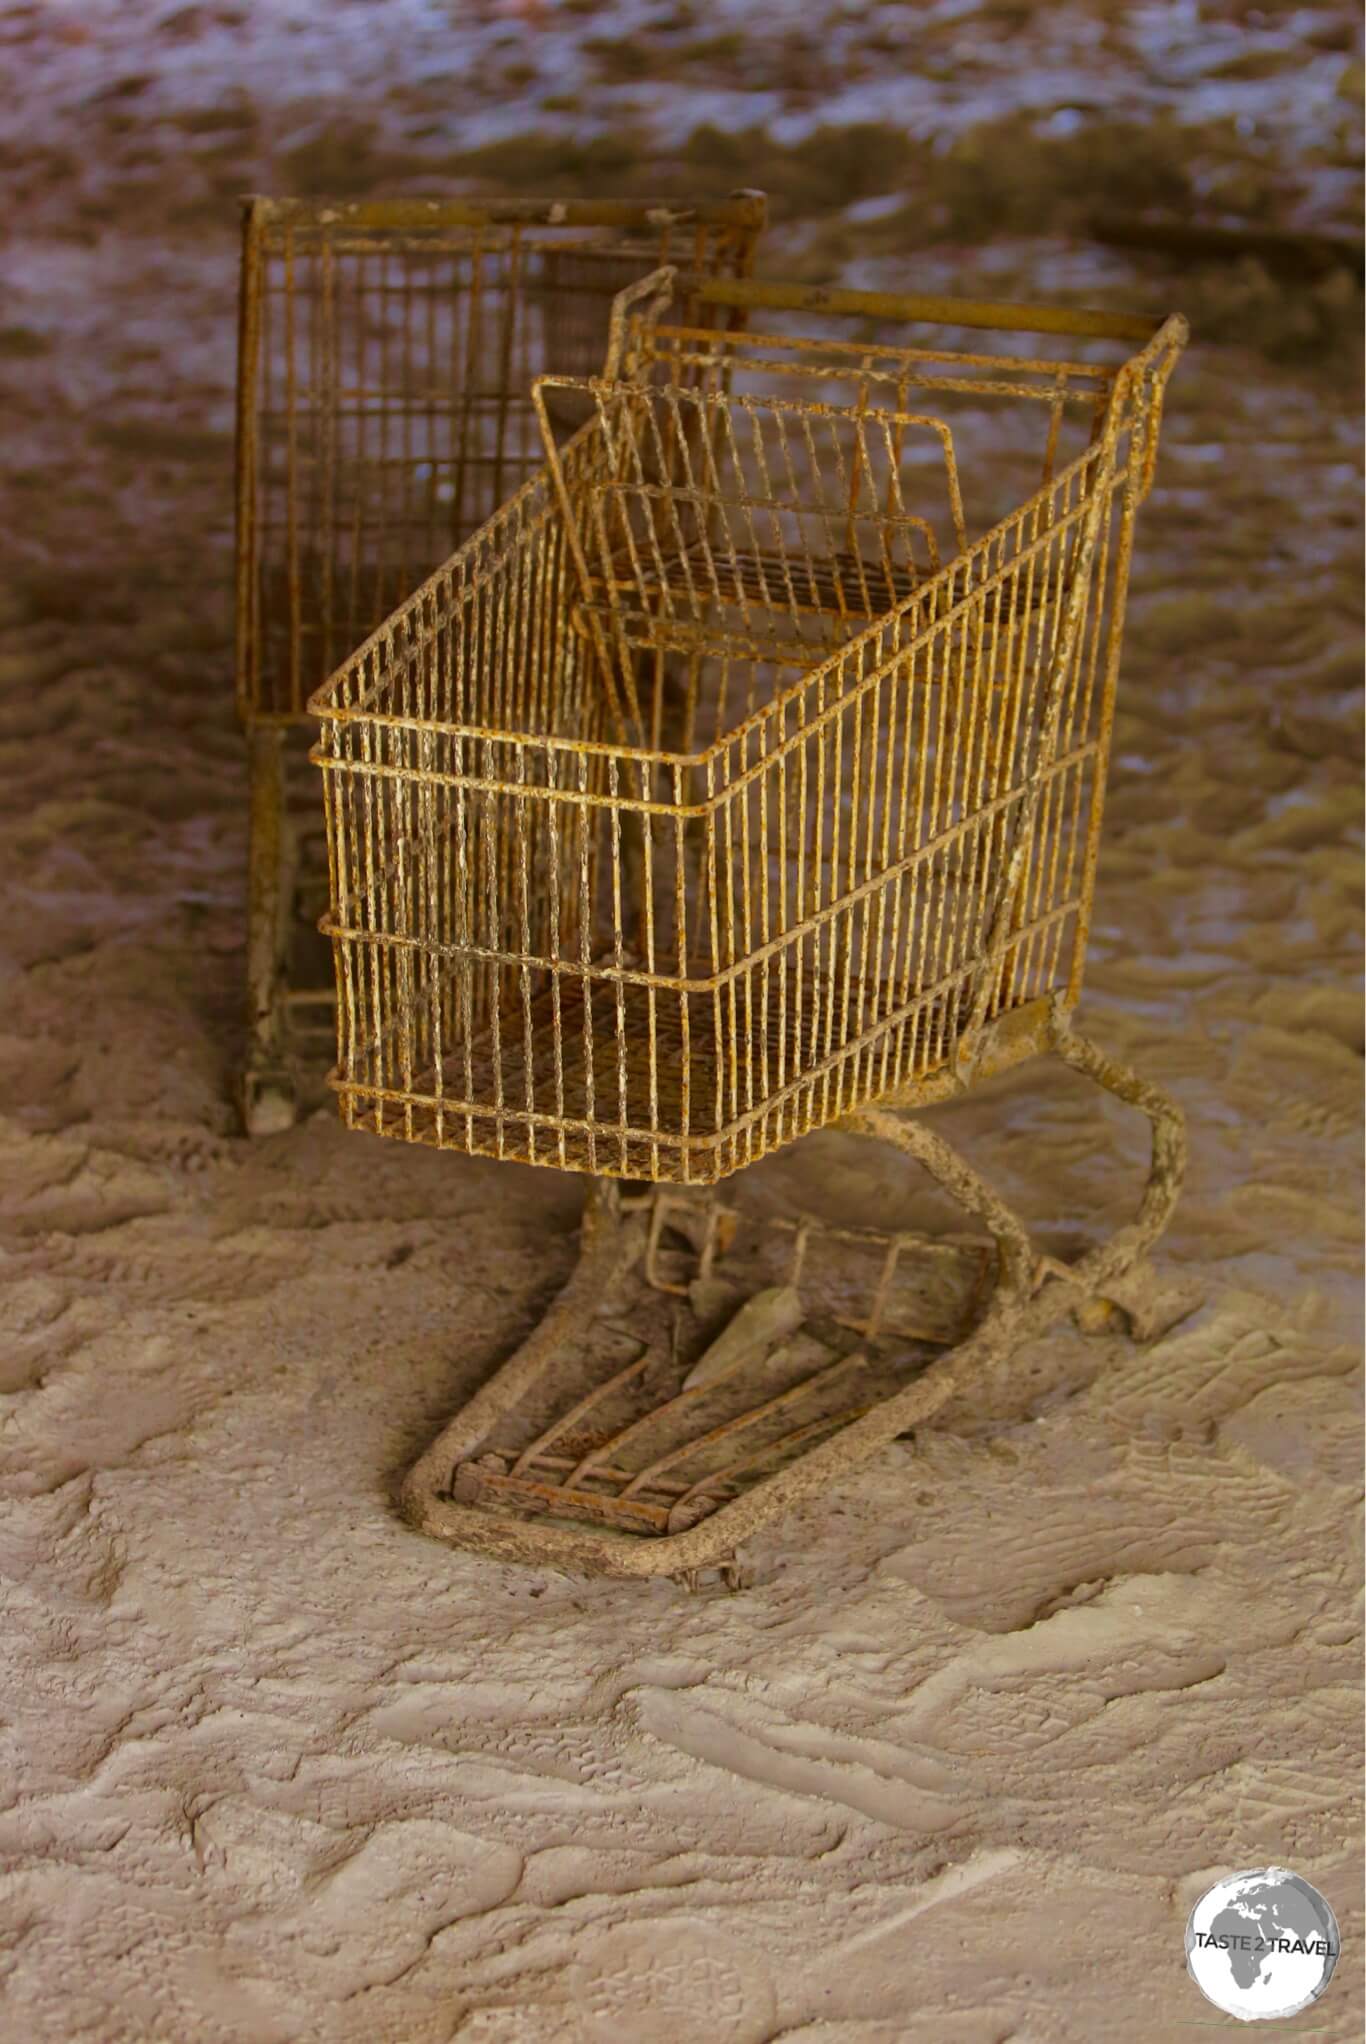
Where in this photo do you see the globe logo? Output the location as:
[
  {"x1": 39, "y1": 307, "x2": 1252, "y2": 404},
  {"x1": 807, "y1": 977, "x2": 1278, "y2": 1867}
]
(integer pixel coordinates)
[{"x1": 1186, "y1": 1867, "x2": 1340, "y2": 2021}]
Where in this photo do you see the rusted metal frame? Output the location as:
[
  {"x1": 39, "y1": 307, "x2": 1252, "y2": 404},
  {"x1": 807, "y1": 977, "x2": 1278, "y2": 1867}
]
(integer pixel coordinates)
[
  {"x1": 841, "y1": 1103, "x2": 1035, "y2": 1303},
  {"x1": 637, "y1": 314, "x2": 1120, "y2": 392},
  {"x1": 665, "y1": 1408, "x2": 874, "y2": 1522},
  {"x1": 243, "y1": 727, "x2": 294, "y2": 1112},
  {"x1": 509, "y1": 1337, "x2": 653, "y2": 1479},
  {"x1": 1065, "y1": 379, "x2": 1148, "y2": 1008},
  {"x1": 323, "y1": 973, "x2": 1064, "y2": 1182},
  {"x1": 611, "y1": 1348, "x2": 870, "y2": 1502},
  {"x1": 319, "y1": 269, "x2": 1190, "y2": 1564},
  {"x1": 315, "y1": 738, "x2": 1096, "y2": 979},
  {"x1": 531, "y1": 383, "x2": 642, "y2": 747},
  {"x1": 512, "y1": 1451, "x2": 694, "y2": 1498},
  {"x1": 310, "y1": 279, "x2": 1182, "y2": 1197},
  {"x1": 239, "y1": 198, "x2": 766, "y2": 1127},
  {"x1": 234, "y1": 200, "x2": 265, "y2": 725},
  {"x1": 253, "y1": 195, "x2": 770, "y2": 237},
  {"x1": 952, "y1": 413, "x2": 1119, "y2": 1076},
  {"x1": 687, "y1": 274, "x2": 1163, "y2": 344},
  {"x1": 314, "y1": 423, "x2": 1113, "y2": 778},
  {"x1": 400, "y1": 1181, "x2": 639, "y2": 1521},
  {"x1": 400, "y1": 1000, "x2": 1184, "y2": 1575}
]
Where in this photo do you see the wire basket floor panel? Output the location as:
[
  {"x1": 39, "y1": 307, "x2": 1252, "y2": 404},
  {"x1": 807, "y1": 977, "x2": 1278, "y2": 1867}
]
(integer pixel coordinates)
[{"x1": 334, "y1": 954, "x2": 979, "y2": 1182}]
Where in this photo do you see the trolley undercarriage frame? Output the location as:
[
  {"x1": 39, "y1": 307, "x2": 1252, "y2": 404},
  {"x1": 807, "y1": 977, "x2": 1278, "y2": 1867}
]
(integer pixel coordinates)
[{"x1": 401, "y1": 994, "x2": 1186, "y2": 1579}]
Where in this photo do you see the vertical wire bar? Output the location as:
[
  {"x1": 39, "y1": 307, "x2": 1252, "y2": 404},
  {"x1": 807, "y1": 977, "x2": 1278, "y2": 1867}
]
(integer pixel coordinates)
[
  {"x1": 1010, "y1": 470, "x2": 1075, "y2": 1007},
  {"x1": 482, "y1": 736, "x2": 505, "y2": 1159},
  {"x1": 1069, "y1": 391, "x2": 1142, "y2": 1005},
  {"x1": 873, "y1": 616, "x2": 907, "y2": 1095},
  {"x1": 578, "y1": 748, "x2": 596, "y2": 1176},
  {"x1": 544, "y1": 749, "x2": 567, "y2": 1171},
  {"x1": 923, "y1": 577, "x2": 956, "y2": 1059},
  {"x1": 345, "y1": 246, "x2": 364, "y2": 656},
  {"x1": 1041, "y1": 371, "x2": 1068, "y2": 486},
  {"x1": 958, "y1": 532, "x2": 1003, "y2": 987},
  {"x1": 492, "y1": 228, "x2": 523, "y2": 531},
  {"x1": 392, "y1": 713, "x2": 415, "y2": 1145},
  {"x1": 833, "y1": 661, "x2": 865, "y2": 1114},
  {"x1": 1019, "y1": 464, "x2": 1084, "y2": 997},
  {"x1": 997, "y1": 500, "x2": 1055, "y2": 1015},
  {"x1": 848, "y1": 655, "x2": 883, "y2": 1108},
  {"x1": 806, "y1": 667, "x2": 829, "y2": 1107},
  {"x1": 1050, "y1": 471, "x2": 1115, "y2": 996},
  {"x1": 756, "y1": 711, "x2": 773, "y2": 1154},
  {"x1": 943, "y1": 549, "x2": 989, "y2": 991},
  {"x1": 792, "y1": 688, "x2": 810, "y2": 1117},
  {"x1": 398, "y1": 233, "x2": 414, "y2": 606},
  {"x1": 419, "y1": 715, "x2": 445, "y2": 1148},
  {"x1": 775, "y1": 690, "x2": 790, "y2": 1139},
  {"x1": 515, "y1": 741, "x2": 537, "y2": 1165},
  {"x1": 453, "y1": 232, "x2": 485, "y2": 543},
  {"x1": 454, "y1": 720, "x2": 475, "y2": 1153},
  {"x1": 640, "y1": 758, "x2": 660, "y2": 1179},
  {"x1": 319, "y1": 230, "x2": 338, "y2": 684},
  {"x1": 703, "y1": 751, "x2": 724, "y2": 1161},
  {"x1": 979, "y1": 500, "x2": 1040, "y2": 1030},
  {"x1": 885, "y1": 609, "x2": 921, "y2": 1083},
  {"x1": 722, "y1": 747, "x2": 741, "y2": 1160},
  {"x1": 357, "y1": 656, "x2": 384, "y2": 1132},
  {"x1": 901, "y1": 606, "x2": 937, "y2": 1075},
  {"x1": 283, "y1": 225, "x2": 301, "y2": 716},
  {"x1": 608, "y1": 755, "x2": 629, "y2": 1173},
  {"x1": 673, "y1": 759, "x2": 691, "y2": 1182}
]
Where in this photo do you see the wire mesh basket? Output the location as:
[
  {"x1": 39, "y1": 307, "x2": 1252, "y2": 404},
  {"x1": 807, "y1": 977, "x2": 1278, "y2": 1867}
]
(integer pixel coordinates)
[
  {"x1": 310, "y1": 272, "x2": 1189, "y2": 1578},
  {"x1": 233, "y1": 196, "x2": 765, "y2": 1132},
  {"x1": 312, "y1": 272, "x2": 1185, "y2": 1186}
]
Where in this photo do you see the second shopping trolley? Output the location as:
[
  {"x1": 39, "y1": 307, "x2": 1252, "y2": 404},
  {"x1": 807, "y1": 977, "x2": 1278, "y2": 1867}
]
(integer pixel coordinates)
[{"x1": 234, "y1": 194, "x2": 765, "y2": 1131}]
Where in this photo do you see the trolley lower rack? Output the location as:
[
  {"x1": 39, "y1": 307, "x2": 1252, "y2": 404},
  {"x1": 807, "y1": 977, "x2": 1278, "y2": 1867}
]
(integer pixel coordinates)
[{"x1": 401, "y1": 998, "x2": 1184, "y2": 1580}]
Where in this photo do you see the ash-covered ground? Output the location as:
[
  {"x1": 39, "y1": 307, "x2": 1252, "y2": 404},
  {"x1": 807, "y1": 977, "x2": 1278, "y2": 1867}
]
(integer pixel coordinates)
[{"x1": 0, "y1": 4, "x2": 1361, "y2": 2040}]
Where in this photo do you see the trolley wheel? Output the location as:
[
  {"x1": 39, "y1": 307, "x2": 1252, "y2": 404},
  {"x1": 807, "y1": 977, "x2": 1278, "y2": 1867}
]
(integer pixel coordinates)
[
  {"x1": 241, "y1": 1058, "x2": 299, "y2": 1138},
  {"x1": 675, "y1": 1559, "x2": 751, "y2": 1595},
  {"x1": 1072, "y1": 1292, "x2": 1128, "y2": 1336}
]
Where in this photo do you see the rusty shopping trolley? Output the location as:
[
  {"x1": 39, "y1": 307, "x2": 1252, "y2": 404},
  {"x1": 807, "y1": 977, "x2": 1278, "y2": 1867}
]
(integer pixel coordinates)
[
  {"x1": 234, "y1": 194, "x2": 765, "y2": 1133},
  {"x1": 309, "y1": 270, "x2": 1188, "y2": 1579}
]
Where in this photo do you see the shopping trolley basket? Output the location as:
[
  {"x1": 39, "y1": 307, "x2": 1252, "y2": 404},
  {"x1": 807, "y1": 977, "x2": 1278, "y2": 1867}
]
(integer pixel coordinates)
[
  {"x1": 234, "y1": 194, "x2": 765, "y2": 1132},
  {"x1": 310, "y1": 272, "x2": 1188, "y2": 1579}
]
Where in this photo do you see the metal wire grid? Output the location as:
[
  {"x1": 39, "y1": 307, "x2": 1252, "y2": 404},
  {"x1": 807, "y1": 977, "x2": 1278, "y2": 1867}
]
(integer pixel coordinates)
[
  {"x1": 311, "y1": 295, "x2": 1184, "y2": 1187},
  {"x1": 235, "y1": 198, "x2": 766, "y2": 726},
  {"x1": 447, "y1": 1193, "x2": 994, "y2": 1539},
  {"x1": 538, "y1": 374, "x2": 969, "y2": 755}
]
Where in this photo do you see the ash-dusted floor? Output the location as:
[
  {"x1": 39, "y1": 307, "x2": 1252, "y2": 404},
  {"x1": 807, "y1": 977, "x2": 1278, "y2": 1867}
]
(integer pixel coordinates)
[{"x1": 0, "y1": 4, "x2": 1361, "y2": 2039}]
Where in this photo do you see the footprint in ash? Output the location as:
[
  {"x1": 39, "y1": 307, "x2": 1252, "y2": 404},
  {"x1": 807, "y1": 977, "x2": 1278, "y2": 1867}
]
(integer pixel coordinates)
[{"x1": 573, "y1": 1921, "x2": 775, "y2": 2044}]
